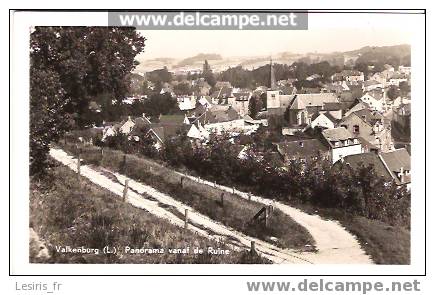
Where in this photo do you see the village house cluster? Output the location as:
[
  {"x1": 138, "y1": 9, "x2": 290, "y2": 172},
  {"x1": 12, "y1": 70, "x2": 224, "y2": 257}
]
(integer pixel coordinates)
[{"x1": 96, "y1": 59, "x2": 411, "y2": 190}]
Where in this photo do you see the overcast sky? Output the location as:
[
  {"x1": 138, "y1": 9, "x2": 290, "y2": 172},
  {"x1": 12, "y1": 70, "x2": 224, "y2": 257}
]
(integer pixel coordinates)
[{"x1": 137, "y1": 12, "x2": 416, "y2": 59}]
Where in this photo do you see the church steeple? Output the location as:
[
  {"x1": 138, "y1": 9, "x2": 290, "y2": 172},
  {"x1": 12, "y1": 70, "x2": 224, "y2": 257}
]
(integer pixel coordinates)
[{"x1": 270, "y1": 57, "x2": 277, "y2": 90}]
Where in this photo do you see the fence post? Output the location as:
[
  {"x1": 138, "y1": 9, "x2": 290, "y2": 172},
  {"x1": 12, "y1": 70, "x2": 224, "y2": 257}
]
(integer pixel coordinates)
[
  {"x1": 214, "y1": 181, "x2": 217, "y2": 188},
  {"x1": 180, "y1": 176, "x2": 184, "y2": 188},
  {"x1": 232, "y1": 187, "x2": 235, "y2": 194},
  {"x1": 220, "y1": 193, "x2": 224, "y2": 207},
  {"x1": 265, "y1": 208, "x2": 269, "y2": 228},
  {"x1": 77, "y1": 148, "x2": 81, "y2": 185},
  {"x1": 123, "y1": 179, "x2": 129, "y2": 202},
  {"x1": 248, "y1": 192, "x2": 251, "y2": 201},
  {"x1": 184, "y1": 209, "x2": 189, "y2": 229},
  {"x1": 250, "y1": 241, "x2": 256, "y2": 256}
]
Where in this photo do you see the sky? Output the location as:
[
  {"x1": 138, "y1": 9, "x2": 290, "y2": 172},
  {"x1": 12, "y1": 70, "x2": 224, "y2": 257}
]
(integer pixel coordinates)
[{"x1": 136, "y1": 12, "x2": 416, "y2": 60}]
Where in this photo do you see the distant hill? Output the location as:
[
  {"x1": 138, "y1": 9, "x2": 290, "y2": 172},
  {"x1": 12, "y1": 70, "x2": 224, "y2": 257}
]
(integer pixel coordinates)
[
  {"x1": 176, "y1": 53, "x2": 222, "y2": 67},
  {"x1": 346, "y1": 44, "x2": 411, "y2": 66},
  {"x1": 134, "y1": 44, "x2": 411, "y2": 73}
]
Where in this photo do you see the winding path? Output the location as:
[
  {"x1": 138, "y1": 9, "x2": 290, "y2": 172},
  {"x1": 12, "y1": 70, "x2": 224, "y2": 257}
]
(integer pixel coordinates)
[
  {"x1": 173, "y1": 173, "x2": 373, "y2": 264},
  {"x1": 50, "y1": 148, "x2": 372, "y2": 264},
  {"x1": 50, "y1": 148, "x2": 311, "y2": 264}
]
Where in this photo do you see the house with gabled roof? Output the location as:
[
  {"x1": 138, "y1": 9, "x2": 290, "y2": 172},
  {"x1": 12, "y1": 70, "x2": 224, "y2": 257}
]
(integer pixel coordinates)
[
  {"x1": 359, "y1": 89, "x2": 388, "y2": 113},
  {"x1": 186, "y1": 122, "x2": 210, "y2": 141},
  {"x1": 210, "y1": 87, "x2": 233, "y2": 104},
  {"x1": 339, "y1": 148, "x2": 411, "y2": 189},
  {"x1": 145, "y1": 123, "x2": 190, "y2": 150},
  {"x1": 192, "y1": 105, "x2": 244, "y2": 134},
  {"x1": 321, "y1": 127, "x2": 363, "y2": 163},
  {"x1": 227, "y1": 92, "x2": 252, "y2": 116},
  {"x1": 310, "y1": 112, "x2": 337, "y2": 130},
  {"x1": 363, "y1": 80, "x2": 383, "y2": 92},
  {"x1": 331, "y1": 70, "x2": 364, "y2": 82},
  {"x1": 274, "y1": 138, "x2": 329, "y2": 162},
  {"x1": 339, "y1": 108, "x2": 393, "y2": 152},
  {"x1": 379, "y1": 148, "x2": 411, "y2": 188},
  {"x1": 286, "y1": 93, "x2": 340, "y2": 126},
  {"x1": 177, "y1": 95, "x2": 197, "y2": 111}
]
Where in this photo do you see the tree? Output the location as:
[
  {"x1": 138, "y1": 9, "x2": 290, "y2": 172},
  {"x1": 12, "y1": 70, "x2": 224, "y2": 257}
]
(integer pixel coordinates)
[
  {"x1": 30, "y1": 68, "x2": 72, "y2": 175},
  {"x1": 387, "y1": 85, "x2": 400, "y2": 99},
  {"x1": 30, "y1": 27, "x2": 145, "y2": 175},
  {"x1": 147, "y1": 67, "x2": 172, "y2": 84},
  {"x1": 248, "y1": 96, "x2": 262, "y2": 118},
  {"x1": 141, "y1": 80, "x2": 150, "y2": 95},
  {"x1": 173, "y1": 82, "x2": 192, "y2": 95},
  {"x1": 399, "y1": 81, "x2": 411, "y2": 97}
]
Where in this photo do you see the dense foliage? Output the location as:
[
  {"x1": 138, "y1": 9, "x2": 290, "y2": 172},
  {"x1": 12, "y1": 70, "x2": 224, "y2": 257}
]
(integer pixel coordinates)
[
  {"x1": 94, "y1": 130, "x2": 410, "y2": 227},
  {"x1": 30, "y1": 27, "x2": 145, "y2": 175},
  {"x1": 217, "y1": 61, "x2": 340, "y2": 89}
]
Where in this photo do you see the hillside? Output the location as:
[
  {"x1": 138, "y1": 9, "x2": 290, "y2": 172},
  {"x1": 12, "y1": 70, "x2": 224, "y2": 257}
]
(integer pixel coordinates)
[{"x1": 134, "y1": 44, "x2": 411, "y2": 74}]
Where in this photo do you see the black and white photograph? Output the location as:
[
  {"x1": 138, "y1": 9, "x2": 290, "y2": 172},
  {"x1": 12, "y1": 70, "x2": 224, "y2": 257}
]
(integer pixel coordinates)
[
  {"x1": 28, "y1": 16, "x2": 415, "y2": 266},
  {"x1": 8, "y1": 7, "x2": 430, "y2": 293}
]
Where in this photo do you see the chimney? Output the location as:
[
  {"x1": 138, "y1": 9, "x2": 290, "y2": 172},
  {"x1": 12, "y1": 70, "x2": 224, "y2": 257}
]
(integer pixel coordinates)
[{"x1": 399, "y1": 167, "x2": 405, "y2": 183}]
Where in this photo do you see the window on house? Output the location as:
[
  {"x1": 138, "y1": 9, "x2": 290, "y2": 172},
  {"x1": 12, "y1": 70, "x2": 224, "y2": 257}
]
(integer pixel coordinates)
[
  {"x1": 271, "y1": 94, "x2": 275, "y2": 98},
  {"x1": 353, "y1": 125, "x2": 360, "y2": 133}
]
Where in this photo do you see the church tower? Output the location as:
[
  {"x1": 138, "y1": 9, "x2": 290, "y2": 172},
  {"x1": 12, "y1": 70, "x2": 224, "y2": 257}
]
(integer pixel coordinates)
[
  {"x1": 270, "y1": 57, "x2": 277, "y2": 90},
  {"x1": 266, "y1": 57, "x2": 280, "y2": 109}
]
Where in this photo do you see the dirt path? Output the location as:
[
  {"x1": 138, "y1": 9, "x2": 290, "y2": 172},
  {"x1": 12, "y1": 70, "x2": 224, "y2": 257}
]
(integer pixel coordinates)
[
  {"x1": 50, "y1": 148, "x2": 315, "y2": 264},
  {"x1": 173, "y1": 173, "x2": 373, "y2": 264}
]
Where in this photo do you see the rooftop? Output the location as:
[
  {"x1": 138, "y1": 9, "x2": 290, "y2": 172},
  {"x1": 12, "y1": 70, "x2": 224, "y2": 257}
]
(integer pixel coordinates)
[{"x1": 290, "y1": 93, "x2": 339, "y2": 110}]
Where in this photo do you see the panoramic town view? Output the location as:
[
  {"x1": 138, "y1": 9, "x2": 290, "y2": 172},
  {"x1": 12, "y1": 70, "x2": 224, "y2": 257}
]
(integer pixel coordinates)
[{"x1": 29, "y1": 27, "x2": 411, "y2": 265}]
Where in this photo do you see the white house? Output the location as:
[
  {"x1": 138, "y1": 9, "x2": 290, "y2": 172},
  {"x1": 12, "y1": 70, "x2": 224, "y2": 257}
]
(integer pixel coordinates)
[
  {"x1": 310, "y1": 112, "x2": 336, "y2": 130},
  {"x1": 358, "y1": 91, "x2": 387, "y2": 113},
  {"x1": 332, "y1": 70, "x2": 364, "y2": 83},
  {"x1": 120, "y1": 116, "x2": 135, "y2": 134},
  {"x1": 187, "y1": 123, "x2": 210, "y2": 141},
  {"x1": 392, "y1": 96, "x2": 411, "y2": 108},
  {"x1": 227, "y1": 92, "x2": 251, "y2": 116},
  {"x1": 398, "y1": 66, "x2": 411, "y2": 75},
  {"x1": 388, "y1": 73, "x2": 408, "y2": 87},
  {"x1": 363, "y1": 80, "x2": 383, "y2": 92},
  {"x1": 178, "y1": 95, "x2": 197, "y2": 111},
  {"x1": 321, "y1": 127, "x2": 363, "y2": 164}
]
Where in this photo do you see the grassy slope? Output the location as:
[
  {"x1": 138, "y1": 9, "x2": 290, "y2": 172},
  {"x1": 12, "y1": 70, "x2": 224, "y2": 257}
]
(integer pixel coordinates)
[
  {"x1": 59, "y1": 143, "x2": 315, "y2": 251},
  {"x1": 59, "y1": 142, "x2": 410, "y2": 264},
  {"x1": 339, "y1": 216, "x2": 410, "y2": 265},
  {"x1": 30, "y1": 164, "x2": 269, "y2": 264},
  {"x1": 291, "y1": 204, "x2": 410, "y2": 265}
]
